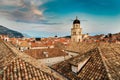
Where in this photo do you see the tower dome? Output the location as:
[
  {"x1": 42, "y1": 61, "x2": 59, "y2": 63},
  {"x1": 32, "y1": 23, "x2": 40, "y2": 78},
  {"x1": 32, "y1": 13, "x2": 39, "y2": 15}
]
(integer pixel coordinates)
[{"x1": 73, "y1": 16, "x2": 80, "y2": 24}]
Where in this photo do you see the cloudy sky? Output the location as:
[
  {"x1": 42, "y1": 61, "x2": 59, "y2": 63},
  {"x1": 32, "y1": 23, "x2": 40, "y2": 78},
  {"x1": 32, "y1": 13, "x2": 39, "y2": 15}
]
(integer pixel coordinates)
[{"x1": 0, "y1": 0, "x2": 120, "y2": 37}]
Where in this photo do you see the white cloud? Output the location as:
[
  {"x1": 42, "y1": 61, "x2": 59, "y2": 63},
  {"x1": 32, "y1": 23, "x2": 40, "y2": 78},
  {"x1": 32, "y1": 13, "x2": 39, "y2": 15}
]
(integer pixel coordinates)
[
  {"x1": 30, "y1": 1, "x2": 43, "y2": 17},
  {"x1": 0, "y1": 0, "x2": 47, "y2": 22},
  {"x1": 0, "y1": 0, "x2": 119, "y2": 37},
  {"x1": 80, "y1": 15, "x2": 120, "y2": 35},
  {"x1": 0, "y1": 16, "x2": 45, "y2": 32},
  {"x1": 0, "y1": 0, "x2": 24, "y2": 7}
]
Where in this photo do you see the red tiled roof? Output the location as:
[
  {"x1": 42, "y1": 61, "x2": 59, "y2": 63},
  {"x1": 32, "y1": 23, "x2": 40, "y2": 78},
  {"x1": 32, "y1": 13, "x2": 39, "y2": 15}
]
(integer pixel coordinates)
[
  {"x1": 52, "y1": 48, "x2": 109, "y2": 80},
  {"x1": 24, "y1": 48, "x2": 67, "y2": 59},
  {"x1": 2, "y1": 58, "x2": 57, "y2": 80},
  {"x1": 0, "y1": 39, "x2": 65, "y2": 80},
  {"x1": 18, "y1": 41, "x2": 30, "y2": 47},
  {"x1": 52, "y1": 43, "x2": 120, "y2": 80}
]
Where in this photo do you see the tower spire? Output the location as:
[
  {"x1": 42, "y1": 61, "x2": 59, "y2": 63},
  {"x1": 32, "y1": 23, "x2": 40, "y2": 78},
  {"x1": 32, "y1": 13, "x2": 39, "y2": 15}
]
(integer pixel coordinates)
[{"x1": 76, "y1": 16, "x2": 78, "y2": 20}]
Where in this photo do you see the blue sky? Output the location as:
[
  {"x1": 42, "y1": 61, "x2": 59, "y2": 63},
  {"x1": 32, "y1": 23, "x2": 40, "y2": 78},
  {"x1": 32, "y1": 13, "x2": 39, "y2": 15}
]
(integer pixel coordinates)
[{"x1": 0, "y1": 0, "x2": 120, "y2": 37}]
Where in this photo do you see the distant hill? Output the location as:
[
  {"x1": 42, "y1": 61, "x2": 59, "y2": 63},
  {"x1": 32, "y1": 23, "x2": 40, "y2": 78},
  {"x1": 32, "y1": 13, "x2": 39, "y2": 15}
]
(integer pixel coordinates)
[{"x1": 0, "y1": 25, "x2": 23, "y2": 38}]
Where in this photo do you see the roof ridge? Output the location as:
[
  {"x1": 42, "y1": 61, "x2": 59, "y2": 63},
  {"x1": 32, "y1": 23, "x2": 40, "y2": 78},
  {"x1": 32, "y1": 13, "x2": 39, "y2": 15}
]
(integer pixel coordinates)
[
  {"x1": 97, "y1": 47, "x2": 112, "y2": 80},
  {"x1": 77, "y1": 47, "x2": 109, "y2": 79},
  {"x1": 2, "y1": 40, "x2": 66, "y2": 80}
]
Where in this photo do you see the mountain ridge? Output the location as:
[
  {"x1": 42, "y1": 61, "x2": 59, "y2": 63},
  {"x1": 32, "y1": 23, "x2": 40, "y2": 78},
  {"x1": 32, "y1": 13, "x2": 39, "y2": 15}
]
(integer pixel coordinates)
[{"x1": 0, "y1": 25, "x2": 23, "y2": 38}]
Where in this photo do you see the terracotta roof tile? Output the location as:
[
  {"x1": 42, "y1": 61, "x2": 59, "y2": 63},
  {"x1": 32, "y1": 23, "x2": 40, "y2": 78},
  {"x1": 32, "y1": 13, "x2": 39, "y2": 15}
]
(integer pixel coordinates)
[
  {"x1": 24, "y1": 48, "x2": 67, "y2": 59},
  {"x1": 52, "y1": 43, "x2": 120, "y2": 80},
  {"x1": 2, "y1": 58, "x2": 57, "y2": 80},
  {"x1": 0, "y1": 39, "x2": 65, "y2": 80},
  {"x1": 19, "y1": 41, "x2": 30, "y2": 47}
]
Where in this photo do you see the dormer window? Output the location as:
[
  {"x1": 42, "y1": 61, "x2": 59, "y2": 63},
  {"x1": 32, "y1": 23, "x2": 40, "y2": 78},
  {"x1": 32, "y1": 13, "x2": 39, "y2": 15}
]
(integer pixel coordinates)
[{"x1": 69, "y1": 56, "x2": 90, "y2": 73}]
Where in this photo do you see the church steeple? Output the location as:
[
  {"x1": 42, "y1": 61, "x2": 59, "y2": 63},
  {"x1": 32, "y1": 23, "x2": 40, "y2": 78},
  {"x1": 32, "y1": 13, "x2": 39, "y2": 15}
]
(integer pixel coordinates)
[
  {"x1": 73, "y1": 16, "x2": 80, "y2": 24},
  {"x1": 76, "y1": 16, "x2": 78, "y2": 20},
  {"x1": 71, "y1": 16, "x2": 82, "y2": 42},
  {"x1": 71, "y1": 16, "x2": 88, "y2": 42}
]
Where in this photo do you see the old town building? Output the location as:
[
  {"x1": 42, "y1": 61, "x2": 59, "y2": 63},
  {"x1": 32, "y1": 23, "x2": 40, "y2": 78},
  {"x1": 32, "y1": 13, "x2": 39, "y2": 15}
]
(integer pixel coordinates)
[{"x1": 71, "y1": 17, "x2": 88, "y2": 42}]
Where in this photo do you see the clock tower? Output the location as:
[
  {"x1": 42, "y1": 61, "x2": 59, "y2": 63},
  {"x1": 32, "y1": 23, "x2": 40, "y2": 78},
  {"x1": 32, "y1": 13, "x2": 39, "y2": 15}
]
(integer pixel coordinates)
[{"x1": 71, "y1": 17, "x2": 83, "y2": 42}]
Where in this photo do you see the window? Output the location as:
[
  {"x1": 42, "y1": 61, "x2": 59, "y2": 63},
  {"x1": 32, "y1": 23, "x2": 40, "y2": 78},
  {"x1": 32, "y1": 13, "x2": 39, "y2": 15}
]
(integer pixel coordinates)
[
  {"x1": 79, "y1": 32, "x2": 81, "y2": 34},
  {"x1": 73, "y1": 32, "x2": 76, "y2": 35}
]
